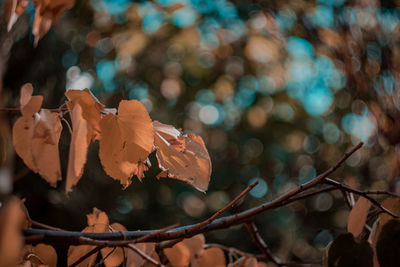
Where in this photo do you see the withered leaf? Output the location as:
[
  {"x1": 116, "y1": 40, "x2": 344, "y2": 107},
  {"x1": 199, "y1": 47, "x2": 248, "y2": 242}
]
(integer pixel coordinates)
[
  {"x1": 68, "y1": 208, "x2": 109, "y2": 267},
  {"x1": 0, "y1": 198, "x2": 25, "y2": 267},
  {"x1": 153, "y1": 121, "x2": 211, "y2": 192},
  {"x1": 182, "y1": 234, "x2": 205, "y2": 267},
  {"x1": 12, "y1": 86, "x2": 62, "y2": 187},
  {"x1": 194, "y1": 247, "x2": 225, "y2": 267},
  {"x1": 65, "y1": 104, "x2": 90, "y2": 193},
  {"x1": 4, "y1": 0, "x2": 28, "y2": 31},
  {"x1": 99, "y1": 100, "x2": 154, "y2": 188},
  {"x1": 32, "y1": 244, "x2": 57, "y2": 267},
  {"x1": 100, "y1": 223, "x2": 127, "y2": 267},
  {"x1": 65, "y1": 88, "x2": 104, "y2": 141},
  {"x1": 164, "y1": 242, "x2": 191, "y2": 267},
  {"x1": 126, "y1": 242, "x2": 156, "y2": 267},
  {"x1": 347, "y1": 196, "x2": 371, "y2": 238},
  {"x1": 32, "y1": 0, "x2": 75, "y2": 46}
]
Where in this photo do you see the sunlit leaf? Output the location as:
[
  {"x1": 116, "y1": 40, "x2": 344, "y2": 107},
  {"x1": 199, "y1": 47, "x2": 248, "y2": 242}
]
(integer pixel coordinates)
[
  {"x1": 194, "y1": 247, "x2": 225, "y2": 267},
  {"x1": 99, "y1": 100, "x2": 154, "y2": 188},
  {"x1": 153, "y1": 121, "x2": 211, "y2": 192},
  {"x1": 66, "y1": 104, "x2": 90, "y2": 193}
]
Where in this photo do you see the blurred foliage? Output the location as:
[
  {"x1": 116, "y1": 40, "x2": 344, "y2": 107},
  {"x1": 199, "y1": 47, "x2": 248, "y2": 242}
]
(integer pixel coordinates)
[{"x1": 2, "y1": 0, "x2": 400, "y2": 263}]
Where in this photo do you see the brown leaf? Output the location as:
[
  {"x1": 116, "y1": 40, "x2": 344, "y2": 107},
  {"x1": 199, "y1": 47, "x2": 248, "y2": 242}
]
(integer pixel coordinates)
[
  {"x1": 68, "y1": 208, "x2": 109, "y2": 267},
  {"x1": 126, "y1": 242, "x2": 156, "y2": 267},
  {"x1": 13, "y1": 86, "x2": 62, "y2": 186},
  {"x1": 182, "y1": 234, "x2": 205, "y2": 266},
  {"x1": 100, "y1": 223, "x2": 127, "y2": 267},
  {"x1": 164, "y1": 242, "x2": 191, "y2": 267},
  {"x1": 153, "y1": 121, "x2": 211, "y2": 192},
  {"x1": 99, "y1": 100, "x2": 154, "y2": 188},
  {"x1": 13, "y1": 116, "x2": 37, "y2": 173},
  {"x1": 66, "y1": 104, "x2": 90, "y2": 193},
  {"x1": 244, "y1": 257, "x2": 258, "y2": 267},
  {"x1": 347, "y1": 196, "x2": 371, "y2": 238},
  {"x1": 142, "y1": 251, "x2": 161, "y2": 267},
  {"x1": 65, "y1": 89, "x2": 105, "y2": 141},
  {"x1": 0, "y1": 198, "x2": 25, "y2": 267},
  {"x1": 194, "y1": 247, "x2": 225, "y2": 267},
  {"x1": 4, "y1": 0, "x2": 28, "y2": 31},
  {"x1": 32, "y1": 0, "x2": 75, "y2": 46},
  {"x1": 31, "y1": 109, "x2": 62, "y2": 186},
  {"x1": 33, "y1": 244, "x2": 57, "y2": 267}
]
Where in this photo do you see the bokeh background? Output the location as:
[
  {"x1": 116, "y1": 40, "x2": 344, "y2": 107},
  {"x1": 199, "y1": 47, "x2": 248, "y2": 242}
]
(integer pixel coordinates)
[{"x1": 1, "y1": 0, "x2": 400, "y2": 264}]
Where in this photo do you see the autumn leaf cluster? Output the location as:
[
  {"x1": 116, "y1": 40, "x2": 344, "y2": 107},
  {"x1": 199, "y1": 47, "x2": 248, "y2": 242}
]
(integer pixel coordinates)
[{"x1": 12, "y1": 84, "x2": 212, "y2": 193}]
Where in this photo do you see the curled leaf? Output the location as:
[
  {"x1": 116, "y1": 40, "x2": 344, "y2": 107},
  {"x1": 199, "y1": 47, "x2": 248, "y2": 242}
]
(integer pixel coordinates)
[
  {"x1": 99, "y1": 100, "x2": 154, "y2": 188},
  {"x1": 33, "y1": 244, "x2": 57, "y2": 267},
  {"x1": 153, "y1": 121, "x2": 211, "y2": 192},
  {"x1": 65, "y1": 104, "x2": 90, "y2": 193},
  {"x1": 65, "y1": 88, "x2": 105, "y2": 141},
  {"x1": 32, "y1": 0, "x2": 75, "y2": 45}
]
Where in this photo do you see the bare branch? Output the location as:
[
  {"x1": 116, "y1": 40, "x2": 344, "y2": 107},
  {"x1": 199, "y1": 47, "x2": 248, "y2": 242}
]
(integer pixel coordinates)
[{"x1": 245, "y1": 222, "x2": 281, "y2": 265}]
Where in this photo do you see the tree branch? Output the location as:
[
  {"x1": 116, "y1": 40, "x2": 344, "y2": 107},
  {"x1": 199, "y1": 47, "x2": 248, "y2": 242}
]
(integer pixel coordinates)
[{"x1": 24, "y1": 143, "x2": 365, "y2": 246}]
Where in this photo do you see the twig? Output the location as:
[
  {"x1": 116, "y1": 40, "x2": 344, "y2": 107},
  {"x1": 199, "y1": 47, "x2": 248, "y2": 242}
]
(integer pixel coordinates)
[
  {"x1": 323, "y1": 178, "x2": 399, "y2": 218},
  {"x1": 245, "y1": 222, "x2": 281, "y2": 265},
  {"x1": 156, "y1": 238, "x2": 184, "y2": 250},
  {"x1": 23, "y1": 143, "x2": 364, "y2": 245},
  {"x1": 31, "y1": 219, "x2": 65, "y2": 231},
  {"x1": 125, "y1": 244, "x2": 164, "y2": 267},
  {"x1": 69, "y1": 223, "x2": 178, "y2": 267}
]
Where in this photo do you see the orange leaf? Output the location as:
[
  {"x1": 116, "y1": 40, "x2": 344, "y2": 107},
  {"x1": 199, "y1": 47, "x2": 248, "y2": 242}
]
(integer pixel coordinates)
[
  {"x1": 12, "y1": 85, "x2": 62, "y2": 186},
  {"x1": 347, "y1": 196, "x2": 371, "y2": 238},
  {"x1": 100, "y1": 223, "x2": 127, "y2": 267},
  {"x1": 126, "y1": 242, "x2": 156, "y2": 267},
  {"x1": 4, "y1": 0, "x2": 28, "y2": 31},
  {"x1": 65, "y1": 89, "x2": 104, "y2": 141},
  {"x1": 31, "y1": 109, "x2": 62, "y2": 186},
  {"x1": 32, "y1": 0, "x2": 74, "y2": 46},
  {"x1": 13, "y1": 116, "x2": 37, "y2": 173},
  {"x1": 194, "y1": 247, "x2": 225, "y2": 267},
  {"x1": 0, "y1": 197, "x2": 25, "y2": 267},
  {"x1": 68, "y1": 208, "x2": 109, "y2": 267},
  {"x1": 182, "y1": 234, "x2": 205, "y2": 265},
  {"x1": 33, "y1": 244, "x2": 57, "y2": 267},
  {"x1": 164, "y1": 242, "x2": 190, "y2": 267},
  {"x1": 153, "y1": 121, "x2": 211, "y2": 192},
  {"x1": 66, "y1": 104, "x2": 90, "y2": 193},
  {"x1": 99, "y1": 100, "x2": 154, "y2": 188}
]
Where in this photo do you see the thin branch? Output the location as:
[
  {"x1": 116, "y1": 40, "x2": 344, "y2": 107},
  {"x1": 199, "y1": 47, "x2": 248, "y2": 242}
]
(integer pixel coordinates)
[
  {"x1": 323, "y1": 178, "x2": 399, "y2": 218},
  {"x1": 69, "y1": 223, "x2": 179, "y2": 267},
  {"x1": 23, "y1": 143, "x2": 364, "y2": 245},
  {"x1": 156, "y1": 238, "x2": 184, "y2": 250},
  {"x1": 31, "y1": 220, "x2": 65, "y2": 231},
  {"x1": 245, "y1": 222, "x2": 281, "y2": 265},
  {"x1": 125, "y1": 244, "x2": 164, "y2": 267}
]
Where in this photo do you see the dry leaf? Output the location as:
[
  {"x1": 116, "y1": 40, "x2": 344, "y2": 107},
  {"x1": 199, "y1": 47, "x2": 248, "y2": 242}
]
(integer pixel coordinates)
[
  {"x1": 99, "y1": 100, "x2": 154, "y2": 188},
  {"x1": 68, "y1": 208, "x2": 109, "y2": 267},
  {"x1": 194, "y1": 247, "x2": 225, "y2": 267},
  {"x1": 0, "y1": 198, "x2": 25, "y2": 267},
  {"x1": 33, "y1": 244, "x2": 57, "y2": 267},
  {"x1": 100, "y1": 223, "x2": 127, "y2": 267},
  {"x1": 153, "y1": 121, "x2": 211, "y2": 192},
  {"x1": 65, "y1": 104, "x2": 90, "y2": 193},
  {"x1": 244, "y1": 257, "x2": 258, "y2": 267},
  {"x1": 65, "y1": 89, "x2": 105, "y2": 141},
  {"x1": 347, "y1": 196, "x2": 371, "y2": 238},
  {"x1": 12, "y1": 86, "x2": 62, "y2": 187},
  {"x1": 32, "y1": 0, "x2": 75, "y2": 45},
  {"x1": 164, "y1": 242, "x2": 191, "y2": 267},
  {"x1": 126, "y1": 242, "x2": 156, "y2": 267},
  {"x1": 4, "y1": 0, "x2": 28, "y2": 31},
  {"x1": 31, "y1": 109, "x2": 62, "y2": 186},
  {"x1": 142, "y1": 251, "x2": 161, "y2": 267},
  {"x1": 182, "y1": 234, "x2": 205, "y2": 267}
]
